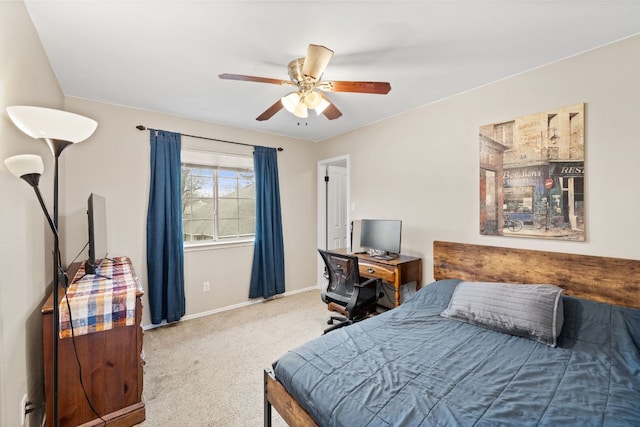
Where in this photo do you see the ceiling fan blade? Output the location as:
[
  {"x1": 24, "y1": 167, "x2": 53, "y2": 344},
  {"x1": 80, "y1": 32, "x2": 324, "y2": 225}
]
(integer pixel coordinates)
[
  {"x1": 319, "y1": 93, "x2": 342, "y2": 120},
  {"x1": 302, "y1": 44, "x2": 334, "y2": 80},
  {"x1": 256, "y1": 99, "x2": 284, "y2": 121},
  {"x1": 219, "y1": 73, "x2": 292, "y2": 86},
  {"x1": 322, "y1": 103, "x2": 342, "y2": 120},
  {"x1": 324, "y1": 80, "x2": 391, "y2": 95}
]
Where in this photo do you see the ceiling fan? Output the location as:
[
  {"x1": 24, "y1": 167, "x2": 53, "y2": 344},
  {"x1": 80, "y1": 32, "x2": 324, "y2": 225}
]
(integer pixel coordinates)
[{"x1": 219, "y1": 44, "x2": 391, "y2": 121}]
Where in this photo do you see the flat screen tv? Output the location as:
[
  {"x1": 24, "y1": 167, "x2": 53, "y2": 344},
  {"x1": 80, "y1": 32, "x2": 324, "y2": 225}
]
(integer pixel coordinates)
[
  {"x1": 360, "y1": 219, "x2": 402, "y2": 259},
  {"x1": 85, "y1": 193, "x2": 108, "y2": 275}
]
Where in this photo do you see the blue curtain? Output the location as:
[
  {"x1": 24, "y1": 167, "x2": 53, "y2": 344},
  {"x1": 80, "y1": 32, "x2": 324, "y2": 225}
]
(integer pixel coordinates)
[
  {"x1": 249, "y1": 146, "x2": 285, "y2": 298},
  {"x1": 146, "y1": 129, "x2": 185, "y2": 324}
]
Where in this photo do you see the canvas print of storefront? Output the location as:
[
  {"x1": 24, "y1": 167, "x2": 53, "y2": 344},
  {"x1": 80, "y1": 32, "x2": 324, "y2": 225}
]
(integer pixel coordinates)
[{"x1": 480, "y1": 103, "x2": 584, "y2": 241}]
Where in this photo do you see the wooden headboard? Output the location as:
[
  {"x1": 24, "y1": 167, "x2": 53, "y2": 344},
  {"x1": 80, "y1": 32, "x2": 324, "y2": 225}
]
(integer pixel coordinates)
[{"x1": 433, "y1": 241, "x2": 640, "y2": 310}]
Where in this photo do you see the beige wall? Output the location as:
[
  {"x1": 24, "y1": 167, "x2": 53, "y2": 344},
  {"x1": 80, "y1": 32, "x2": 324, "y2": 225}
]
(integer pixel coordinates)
[
  {"x1": 0, "y1": 3, "x2": 65, "y2": 426},
  {"x1": 316, "y1": 34, "x2": 640, "y2": 279}
]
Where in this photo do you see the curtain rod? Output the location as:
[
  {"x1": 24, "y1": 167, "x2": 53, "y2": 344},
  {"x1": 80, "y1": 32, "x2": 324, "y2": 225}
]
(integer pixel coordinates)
[{"x1": 135, "y1": 125, "x2": 283, "y2": 151}]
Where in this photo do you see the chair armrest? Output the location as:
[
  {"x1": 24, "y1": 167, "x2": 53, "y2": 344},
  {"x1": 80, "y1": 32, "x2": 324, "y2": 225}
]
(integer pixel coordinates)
[
  {"x1": 355, "y1": 278, "x2": 380, "y2": 289},
  {"x1": 356, "y1": 278, "x2": 383, "y2": 301},
  {"x1": 344, "y1": 277, "x2": 381, "y2": 319}
]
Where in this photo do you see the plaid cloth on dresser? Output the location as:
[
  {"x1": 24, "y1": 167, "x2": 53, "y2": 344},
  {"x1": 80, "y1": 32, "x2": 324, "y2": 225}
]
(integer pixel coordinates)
[{"x1": 59, "y1": 256, "x2": 139, "y2": 339}]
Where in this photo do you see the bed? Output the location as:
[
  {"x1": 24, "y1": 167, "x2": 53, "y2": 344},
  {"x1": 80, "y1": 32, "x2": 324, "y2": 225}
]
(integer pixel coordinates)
[{"x1": 264, "y1": 241, "x2": 640, "y2": 426}]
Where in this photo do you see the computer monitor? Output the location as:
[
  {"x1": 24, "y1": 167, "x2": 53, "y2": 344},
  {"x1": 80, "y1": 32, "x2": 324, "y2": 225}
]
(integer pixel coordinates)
[
  {"x1": 85, "y1": 193, "x2": 108, "y2": 275},
  {"x1": 359, "y1": 219, "x2": 402, "y2": 259}
]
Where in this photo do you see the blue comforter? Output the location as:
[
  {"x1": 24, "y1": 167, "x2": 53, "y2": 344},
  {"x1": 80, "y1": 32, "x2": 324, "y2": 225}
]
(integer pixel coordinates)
[{"x1": 272, "y1": 280, "x2": 640, "y2": 426}]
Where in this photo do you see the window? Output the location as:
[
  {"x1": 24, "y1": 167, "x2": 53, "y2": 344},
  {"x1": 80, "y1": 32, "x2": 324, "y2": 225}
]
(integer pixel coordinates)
[
  {"x1": 494, "y1": 121, "x2": 514, "y2": 148},
  {"x1": 181, "y1": 150, "x2": 255, "y2": 244},
  {"x1": 504, "y1": 186, "x2": 533, "y2": 214}
]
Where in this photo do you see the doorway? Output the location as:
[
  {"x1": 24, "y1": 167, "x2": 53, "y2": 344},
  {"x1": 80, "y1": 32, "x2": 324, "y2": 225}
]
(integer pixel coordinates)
[{"x1": 317, "y1": 155, "x2": 350, "y2": 287}]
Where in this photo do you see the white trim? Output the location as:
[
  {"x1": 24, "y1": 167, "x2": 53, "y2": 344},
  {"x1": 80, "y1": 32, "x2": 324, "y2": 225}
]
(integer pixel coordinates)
[
  {"x1": 181, "y1": 148, "x2": 253, "y2": 169},
  {"x1": 184, "y1": 239, "x2": 254, "y2": 252},
  {"x1": 316, "y1": 154, "x2": 350, "y2": 287},
  {"x1": 142, "y1": 286, "x2": 318, "y2": 330}
]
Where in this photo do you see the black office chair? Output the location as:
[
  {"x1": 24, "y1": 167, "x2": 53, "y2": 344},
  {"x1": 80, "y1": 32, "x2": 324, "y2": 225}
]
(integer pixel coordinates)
[{"x1": 319, "y1": 249, "x2": 381, "y2": 333}]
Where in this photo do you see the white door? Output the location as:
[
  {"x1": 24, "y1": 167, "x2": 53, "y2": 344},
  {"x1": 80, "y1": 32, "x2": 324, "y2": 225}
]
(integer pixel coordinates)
[
  {"x1": 317, "y1": 156, "x2": 350, "y2": 288},
  {"x1": 326, "y1": 165, "x2": 348, "y2": 249}
]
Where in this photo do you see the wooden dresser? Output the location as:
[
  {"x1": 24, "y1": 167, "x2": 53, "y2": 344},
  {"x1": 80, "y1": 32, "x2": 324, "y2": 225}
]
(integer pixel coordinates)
[
  {"x1": 330, "y1": 249, "x2": 422, "y2": 307},
  {"x1": 41, "y1": 258, "x2": 145, "y2": 427}
]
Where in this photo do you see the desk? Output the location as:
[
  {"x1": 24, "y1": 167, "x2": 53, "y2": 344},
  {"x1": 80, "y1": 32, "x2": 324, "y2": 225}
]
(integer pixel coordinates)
[{"x1": 331, "y1": 249, "x2": 422, "y2": 307}]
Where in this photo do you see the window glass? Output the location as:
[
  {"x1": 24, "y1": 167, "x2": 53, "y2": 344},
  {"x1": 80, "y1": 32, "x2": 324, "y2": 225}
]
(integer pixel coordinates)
[
  {"x1": 494, "y1": 121, "x2": 514, "y2": 148},
  {"x1": 181, "y1": 151, "x2": 255, "y2": 244}
]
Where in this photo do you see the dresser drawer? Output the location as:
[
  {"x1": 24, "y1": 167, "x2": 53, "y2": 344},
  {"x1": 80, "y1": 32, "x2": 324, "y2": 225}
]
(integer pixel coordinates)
[{"x1": 359, "y1": 261, "x2": 396, "y2": 283}]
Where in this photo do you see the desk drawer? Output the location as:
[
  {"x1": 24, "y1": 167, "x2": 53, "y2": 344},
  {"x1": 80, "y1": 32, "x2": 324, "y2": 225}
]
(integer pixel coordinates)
[{"x1": 359, "y1": 262, "x2": 396, "y2": 283}]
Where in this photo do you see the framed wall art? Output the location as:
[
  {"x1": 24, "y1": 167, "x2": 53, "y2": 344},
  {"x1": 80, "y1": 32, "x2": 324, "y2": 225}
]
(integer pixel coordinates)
[{"x1": 479, "y1": 103, "x2": 585, "y2": 241}]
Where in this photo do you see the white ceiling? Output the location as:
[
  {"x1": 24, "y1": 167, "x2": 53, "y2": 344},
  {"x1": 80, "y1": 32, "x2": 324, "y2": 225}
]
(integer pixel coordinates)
[{"x1": 23, "y1": 1, "x2": 640, "y2": 142}]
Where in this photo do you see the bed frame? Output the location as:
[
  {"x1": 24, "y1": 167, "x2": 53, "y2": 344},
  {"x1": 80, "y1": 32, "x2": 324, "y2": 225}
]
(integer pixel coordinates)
[{"x1": 264, "y1": 240, "x2": 640, "y2": 427}]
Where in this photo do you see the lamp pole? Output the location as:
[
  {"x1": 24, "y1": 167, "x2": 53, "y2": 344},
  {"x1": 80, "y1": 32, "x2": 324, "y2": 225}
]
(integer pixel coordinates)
[
  {"x1": 33, "y1": 138, "x2": 73, "y2": 427},
  {"x1": 29, "y1": 179, "x2": 62, "y2": 427},
  {"x1": 45, "y1": 138, "x2": 72, "y2": 224},
  {"x1": 47, "y1": 140, "x2": 73, "y2": 427}
]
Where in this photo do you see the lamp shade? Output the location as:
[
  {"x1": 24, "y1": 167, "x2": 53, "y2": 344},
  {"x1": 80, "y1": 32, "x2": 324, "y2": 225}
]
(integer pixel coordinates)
[
  {"x1": 293, "y1": 102, "x2": 308, "y2": 119},
  {"x1": 303, "y1": 91, "x2": 322, "y2": 109},
  {"x1": 281, "y1": 93, "x2": 300, "y2": 114},
  {"x1": 7, "y1": 106, "x2": 97, "y2": 143},
  {"x1": 315, "y1": 98, "x2": 331, "y2": 115},
  {"x1": 4, "y1": 154, "x2": 44, "y2": 178}
]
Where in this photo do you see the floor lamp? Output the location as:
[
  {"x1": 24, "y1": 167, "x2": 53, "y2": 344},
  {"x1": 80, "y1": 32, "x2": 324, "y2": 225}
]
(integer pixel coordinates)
[{"x1": 5, "y1": 106, "x2": 97, "y2": 427}]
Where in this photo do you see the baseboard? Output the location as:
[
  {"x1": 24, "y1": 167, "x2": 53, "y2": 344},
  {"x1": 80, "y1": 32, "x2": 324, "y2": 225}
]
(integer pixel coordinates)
[{"x1": 142, "y1": 286, "x2": 318, "y2": 330}]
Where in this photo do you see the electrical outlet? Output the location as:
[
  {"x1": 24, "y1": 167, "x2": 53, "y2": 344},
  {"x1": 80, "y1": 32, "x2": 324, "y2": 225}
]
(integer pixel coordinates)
[
  {"x1": 203, "y1": 281, "x2": 210, "y2": 292},
  {"x1": 20, "y1": 394, "x2": 27, "y2": 426}
]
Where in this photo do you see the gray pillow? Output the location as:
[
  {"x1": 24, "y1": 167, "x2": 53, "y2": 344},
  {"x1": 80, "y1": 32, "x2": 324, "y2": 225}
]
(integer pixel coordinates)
[{"x1": 441, "y1": 281, "x2": 564, "y2": 347}]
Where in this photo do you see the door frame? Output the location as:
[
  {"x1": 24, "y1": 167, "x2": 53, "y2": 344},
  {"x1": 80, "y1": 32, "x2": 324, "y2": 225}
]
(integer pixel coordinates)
[{"x1": 316, "y1": 154, "x2": 350, "y2": 288}]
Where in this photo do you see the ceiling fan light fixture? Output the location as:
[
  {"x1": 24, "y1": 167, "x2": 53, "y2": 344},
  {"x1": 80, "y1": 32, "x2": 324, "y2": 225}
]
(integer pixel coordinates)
[
  {"x1": 221, "y1": 44, "x2": 390, "y2": 122},
  {"x1": 303, "y1": 91, "x2": 322, "y2": 109},
  {"x1": 293, "y1": 102, "x2": 308, "y2": 119},
  {"x1": 281, "y1": 92, "x2": 300, "y2": 114},
  {"x1": 315, "y1": 98, "x2": 331, "y2": 115}
]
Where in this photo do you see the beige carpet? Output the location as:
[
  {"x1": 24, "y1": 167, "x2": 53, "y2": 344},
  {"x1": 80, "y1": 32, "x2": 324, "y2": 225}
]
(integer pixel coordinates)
[{"x1": 137, "y1": 289, "x2": 327, "y2": 426}]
